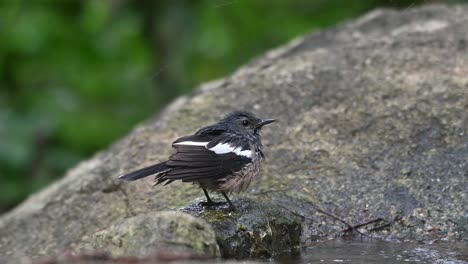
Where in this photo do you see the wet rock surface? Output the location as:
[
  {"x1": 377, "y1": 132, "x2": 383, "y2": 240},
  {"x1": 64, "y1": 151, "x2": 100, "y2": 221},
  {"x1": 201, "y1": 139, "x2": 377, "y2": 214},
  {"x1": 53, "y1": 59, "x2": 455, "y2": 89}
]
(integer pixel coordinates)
[
  {"x1": 180, "y1": 198, "x2": 302, "y2": 259},
  {"x1": 1, "y1": 4, "x2": 468, "y2": 264}
]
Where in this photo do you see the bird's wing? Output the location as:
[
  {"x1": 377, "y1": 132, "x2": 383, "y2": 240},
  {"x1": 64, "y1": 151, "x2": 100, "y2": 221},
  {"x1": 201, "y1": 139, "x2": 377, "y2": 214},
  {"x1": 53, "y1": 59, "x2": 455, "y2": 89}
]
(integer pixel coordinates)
[{"x1": 164, "y1": 133, "x2": 252, "y2": 183}]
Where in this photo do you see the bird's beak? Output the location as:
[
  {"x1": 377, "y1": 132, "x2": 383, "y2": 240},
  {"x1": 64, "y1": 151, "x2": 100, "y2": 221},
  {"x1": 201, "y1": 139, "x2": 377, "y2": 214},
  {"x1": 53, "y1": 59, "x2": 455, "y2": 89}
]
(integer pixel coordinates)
[{"x1": 256, "y1": 119, "x2": 275, "y2": 129}]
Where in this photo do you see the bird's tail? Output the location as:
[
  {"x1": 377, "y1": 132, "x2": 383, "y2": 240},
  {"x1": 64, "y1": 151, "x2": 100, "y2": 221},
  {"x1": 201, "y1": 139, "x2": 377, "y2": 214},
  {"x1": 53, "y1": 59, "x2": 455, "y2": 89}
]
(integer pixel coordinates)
[{"x1": 118, "y1": 162, "x2": 169, "y2": 181}]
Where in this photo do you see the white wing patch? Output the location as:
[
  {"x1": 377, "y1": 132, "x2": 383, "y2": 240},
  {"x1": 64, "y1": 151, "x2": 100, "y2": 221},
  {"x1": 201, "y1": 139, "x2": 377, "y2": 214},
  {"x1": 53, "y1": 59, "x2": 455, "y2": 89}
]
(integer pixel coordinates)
[
  {"x1": 173, "y1": 141, "x2": 209, "y2": 146},
  {"x1": 174, "y1": 141, "x2": 252, "y2": 158},
  {"x1": 208, "y1": 142, "x2": 252, "y2": 158}
]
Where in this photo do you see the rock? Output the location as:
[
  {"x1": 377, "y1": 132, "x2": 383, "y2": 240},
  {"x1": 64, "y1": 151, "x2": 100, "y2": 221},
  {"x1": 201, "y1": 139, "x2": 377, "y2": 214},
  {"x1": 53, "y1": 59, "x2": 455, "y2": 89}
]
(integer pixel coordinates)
[
  {"x1": 34, "y1": 252, "x2": 260, "y2": 264},
  {"x1": 180, "y1": 198, "x2": 302, "y2": 259},
  {"x1": 1, "y1": 4, "x2": 468, "y2": 264},
  {"x1": 92, "y1": 211, "x2": 219, "y2": 258}
]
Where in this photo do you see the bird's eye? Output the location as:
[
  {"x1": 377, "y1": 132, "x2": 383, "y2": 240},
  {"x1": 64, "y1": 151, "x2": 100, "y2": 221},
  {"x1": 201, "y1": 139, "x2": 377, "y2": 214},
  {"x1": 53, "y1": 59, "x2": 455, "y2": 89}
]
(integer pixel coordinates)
[{"x1": 242, "y1": 120, "x2": 249, "y2": 126}]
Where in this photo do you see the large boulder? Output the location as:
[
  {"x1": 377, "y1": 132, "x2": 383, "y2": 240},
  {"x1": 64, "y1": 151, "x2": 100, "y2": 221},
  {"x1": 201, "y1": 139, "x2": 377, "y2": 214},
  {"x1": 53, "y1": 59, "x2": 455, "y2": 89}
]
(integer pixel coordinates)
[{"x1": 1, "y1": 3, "x2": 467, "y2": 263}]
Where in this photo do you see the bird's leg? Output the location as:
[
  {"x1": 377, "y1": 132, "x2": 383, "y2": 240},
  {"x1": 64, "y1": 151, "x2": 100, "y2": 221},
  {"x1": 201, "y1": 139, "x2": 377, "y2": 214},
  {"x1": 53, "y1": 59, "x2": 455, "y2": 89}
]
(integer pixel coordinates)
[
  {"x1": 199, "y1": 188, "x2": 223, "y2": 206},
  {"x1": 221, "y1": 192, "x2": 235, "y2": 210},
  {"x1": 199, "y1": 188, "x2": 231, "y2": 208},
  {"x1": 201, "y1": 188, "x2": 214, "y2": 205}
]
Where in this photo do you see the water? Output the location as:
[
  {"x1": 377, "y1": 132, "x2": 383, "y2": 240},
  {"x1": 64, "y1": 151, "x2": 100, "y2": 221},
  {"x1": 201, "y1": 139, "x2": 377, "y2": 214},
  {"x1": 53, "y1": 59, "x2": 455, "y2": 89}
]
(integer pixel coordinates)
[{"x1": 276, "y1": 240, "x2": 468, "y2": 264}]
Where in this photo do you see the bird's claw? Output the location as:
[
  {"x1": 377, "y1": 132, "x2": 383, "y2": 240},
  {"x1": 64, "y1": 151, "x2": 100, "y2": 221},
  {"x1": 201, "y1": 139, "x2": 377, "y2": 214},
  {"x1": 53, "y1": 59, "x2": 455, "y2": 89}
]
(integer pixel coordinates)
[
  {"x1": 198, "y1": 201, "x2": 236, "y2": 211},
  {"x1": 199, "y1": 201, "x2": 227, "y2": 207}
]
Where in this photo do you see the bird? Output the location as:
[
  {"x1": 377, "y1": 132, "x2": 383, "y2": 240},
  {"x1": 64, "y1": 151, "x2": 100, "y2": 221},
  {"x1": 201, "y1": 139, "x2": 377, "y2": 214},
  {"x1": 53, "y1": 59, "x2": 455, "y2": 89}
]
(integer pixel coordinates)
[{"x1": 118, "y1": 111, "x2": 275, "y2": 209}]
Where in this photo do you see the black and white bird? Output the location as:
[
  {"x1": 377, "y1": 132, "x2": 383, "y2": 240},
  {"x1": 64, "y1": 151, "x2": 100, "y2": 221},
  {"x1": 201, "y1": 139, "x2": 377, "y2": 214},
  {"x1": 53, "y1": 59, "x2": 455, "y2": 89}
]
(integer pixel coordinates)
[{"x1": 118, "y1": 111, "x2": 275, "y2": 209}]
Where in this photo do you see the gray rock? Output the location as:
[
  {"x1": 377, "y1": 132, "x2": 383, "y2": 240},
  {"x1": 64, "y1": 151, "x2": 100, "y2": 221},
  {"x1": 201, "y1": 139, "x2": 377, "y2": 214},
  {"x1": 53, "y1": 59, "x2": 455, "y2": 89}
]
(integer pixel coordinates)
[
  {"x1": 181, "y1": 198, "x2": 302, "y2": 259},
  {"x1": 1, "y1": 3, "x2": 468, "y2": 264},
  {"x1": 92, "y1": 211, "x2": 219, "y2": 258}
]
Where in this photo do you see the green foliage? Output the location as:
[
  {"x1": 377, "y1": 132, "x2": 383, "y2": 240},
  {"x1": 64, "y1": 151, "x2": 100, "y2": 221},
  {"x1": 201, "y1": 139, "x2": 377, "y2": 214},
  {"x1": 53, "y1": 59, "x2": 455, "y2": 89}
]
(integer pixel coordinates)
[
  {"x1": 0, "y1": 0, "x2": 444, "y2": 212},
  {"x1": 0, "y1": 1, "x2": 153, "y2": 211}
]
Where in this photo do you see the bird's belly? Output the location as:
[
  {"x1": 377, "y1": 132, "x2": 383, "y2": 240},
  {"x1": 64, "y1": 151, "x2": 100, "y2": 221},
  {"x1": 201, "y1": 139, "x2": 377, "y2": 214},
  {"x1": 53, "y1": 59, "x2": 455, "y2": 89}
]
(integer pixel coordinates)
[{"x1": 218, "y1": 159, "x2": 260, "y2": 193}]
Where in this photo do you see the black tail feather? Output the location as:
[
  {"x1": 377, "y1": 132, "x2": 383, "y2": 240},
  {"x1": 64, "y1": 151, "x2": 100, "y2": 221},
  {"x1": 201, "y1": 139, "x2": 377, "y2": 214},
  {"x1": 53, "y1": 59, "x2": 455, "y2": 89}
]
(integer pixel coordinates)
[{"x1": 118, "y1": 162, "x2": 169, "y2": 181}]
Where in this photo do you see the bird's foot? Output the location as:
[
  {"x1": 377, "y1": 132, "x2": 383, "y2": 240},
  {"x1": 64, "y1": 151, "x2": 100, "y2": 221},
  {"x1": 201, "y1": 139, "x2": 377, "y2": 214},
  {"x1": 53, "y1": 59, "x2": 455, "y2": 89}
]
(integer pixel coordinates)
[
  {"x1": 198, "y1": 201, "x2": 236, "y2": 211},
  {"x1": 198, "y1": 201, "x2": 227, "y2": 207}
]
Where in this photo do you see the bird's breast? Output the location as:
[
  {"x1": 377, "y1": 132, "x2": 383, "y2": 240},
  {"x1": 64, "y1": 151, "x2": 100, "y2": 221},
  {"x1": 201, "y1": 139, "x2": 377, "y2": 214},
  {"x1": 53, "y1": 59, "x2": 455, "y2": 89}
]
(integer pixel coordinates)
[{"x1": 218, "y1": 152, "x2": 262, "y2": 193}]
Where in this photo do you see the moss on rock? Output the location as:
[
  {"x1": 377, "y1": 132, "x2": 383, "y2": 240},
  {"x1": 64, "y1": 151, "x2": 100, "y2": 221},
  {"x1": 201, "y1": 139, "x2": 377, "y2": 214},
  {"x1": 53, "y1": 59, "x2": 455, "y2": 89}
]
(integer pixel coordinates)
[{"x1": 181, "y1": 198, "x2": 302, "y2": 259}]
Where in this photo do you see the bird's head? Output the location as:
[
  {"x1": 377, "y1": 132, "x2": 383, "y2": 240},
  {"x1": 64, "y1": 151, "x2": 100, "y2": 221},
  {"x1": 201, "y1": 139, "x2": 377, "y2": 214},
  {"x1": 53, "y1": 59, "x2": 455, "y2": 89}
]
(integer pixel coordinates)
[{"x1": 221, "y1": 111, "x2": 275, "y2": 139}]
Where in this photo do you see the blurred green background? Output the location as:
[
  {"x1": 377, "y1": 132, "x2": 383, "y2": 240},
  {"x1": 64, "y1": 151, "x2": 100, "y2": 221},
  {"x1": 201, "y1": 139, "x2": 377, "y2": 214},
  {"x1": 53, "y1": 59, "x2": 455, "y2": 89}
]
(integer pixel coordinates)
[{"x1": 0, "y1": 0, "x2": 462, "y2": 214}]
